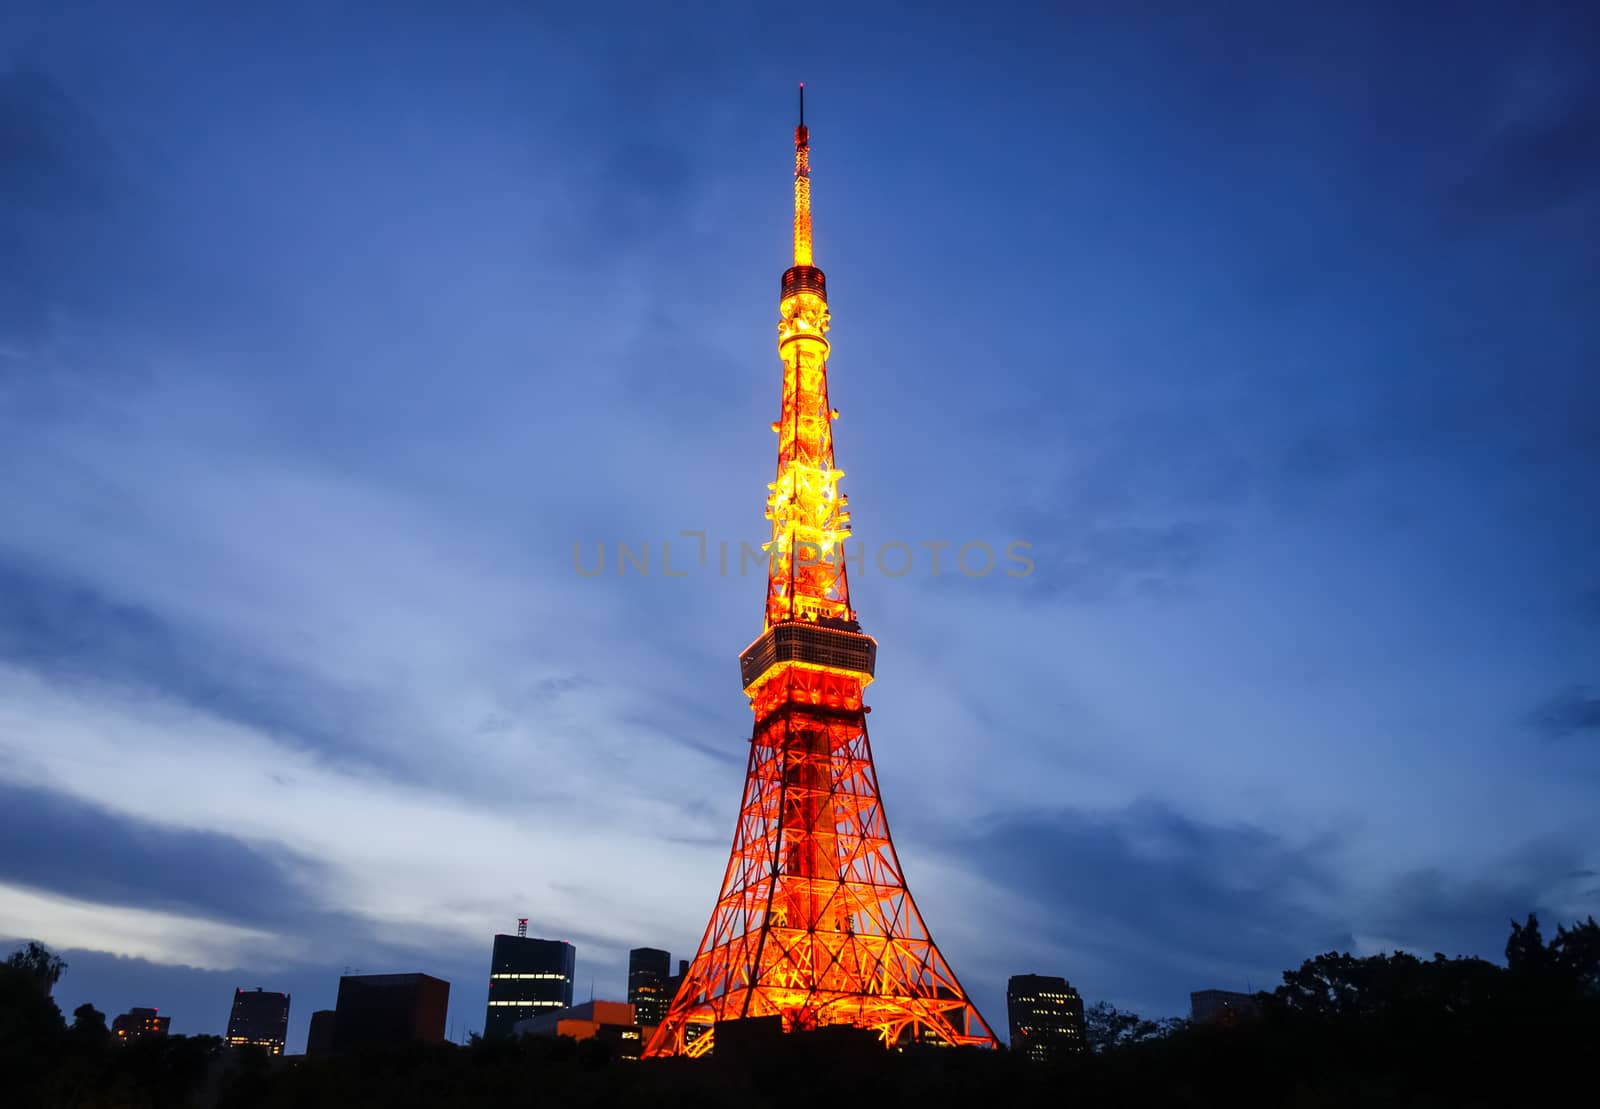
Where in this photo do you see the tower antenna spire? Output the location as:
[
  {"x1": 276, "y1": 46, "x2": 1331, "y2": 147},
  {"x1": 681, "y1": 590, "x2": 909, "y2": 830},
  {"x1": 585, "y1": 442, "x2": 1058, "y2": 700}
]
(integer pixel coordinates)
[{"x1": 793, "y1": 85, "x2": 812, "y2": 267}]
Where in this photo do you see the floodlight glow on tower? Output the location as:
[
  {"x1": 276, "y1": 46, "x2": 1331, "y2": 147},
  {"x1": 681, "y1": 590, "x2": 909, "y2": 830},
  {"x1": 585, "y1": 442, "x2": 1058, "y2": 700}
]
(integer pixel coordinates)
[{"x1": 644, "y1": 89, "x2": 998, "y2": 1058}]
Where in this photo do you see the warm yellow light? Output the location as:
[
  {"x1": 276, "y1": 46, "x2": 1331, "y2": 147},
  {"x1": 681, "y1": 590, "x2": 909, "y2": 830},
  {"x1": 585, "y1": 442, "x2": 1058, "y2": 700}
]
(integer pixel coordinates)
[
  {"x1": 645, "y1": 100, "x2": 999, "y2": 1063},
  {"x1": 793, "y1": 142, "x2": 812, "y2": 267}
]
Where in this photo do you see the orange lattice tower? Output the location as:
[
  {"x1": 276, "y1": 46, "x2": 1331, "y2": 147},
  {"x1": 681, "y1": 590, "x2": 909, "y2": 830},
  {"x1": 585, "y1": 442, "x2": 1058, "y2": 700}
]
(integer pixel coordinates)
[{"x1": 644, "y1": 88, "x2": 998, "y2": 1059}]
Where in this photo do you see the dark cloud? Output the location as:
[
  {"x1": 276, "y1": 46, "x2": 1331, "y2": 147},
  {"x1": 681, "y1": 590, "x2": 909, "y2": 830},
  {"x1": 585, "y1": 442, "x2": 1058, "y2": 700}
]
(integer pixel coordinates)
[
  {"x1": 650, "y1": 731, "x2": 743, "y2": 768},
  {"x1": 0, "y1": 779, "x2": 586, "y2": 1047},
  {"x1": 1441, "y1": 75, "x2": 1600, "y2": 235},
  {"x1": 474, "y1": 675, "x2": 595, "y2": 736},
  {"x1": 0, "y1": 69, "x2": 109, "y2": 209},
  {"x1": 1528, "y1": 686, "x2": 1600, "y2": 741},
  {"x1": 0, "y1": 555, "x2": 403, "y2": 776},
  {"x1": 0, "y1": 67, "x2": 124, "y2": 346},
  {"x1": 616, "y1": 310, "x2": 755, "y2": 421},
  {"x1": 943, "y1": 802, "x2": 1350, "y2": 1014},
  {"x1": 618, "y1": 680, "x2": 750, "y2": 771},
  {"x1": 1578, "y1": 588, "x2": 1600, "y2": 628},
  {"x1": 1373, "y1": 842, "x2": 1595, "y2": 960},
  {"x1": 944, "y1": 802, "x2": 1589, "y2": 1019},
  {"x1": 574, "y1": 141, "x2": 698, "y2": 253},
  {"x1": 996, "y1": 519, "x2": 1215, "y2": 606},
  {"x1": 526, "y1": 12, "x2": 762, "y2": 268},
  {"x1": 0, "y1": 779, "x2": 327, "y2": 931},
  {"x1": 1, "y1": 2, "x2": 1596, "y2": 1044}
]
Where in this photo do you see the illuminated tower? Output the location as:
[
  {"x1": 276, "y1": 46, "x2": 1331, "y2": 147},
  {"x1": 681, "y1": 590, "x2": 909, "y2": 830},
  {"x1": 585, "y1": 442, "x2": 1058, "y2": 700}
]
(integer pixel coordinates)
[{"x1": 644, "y1": 88, "x2": 998, "y2": 1059}]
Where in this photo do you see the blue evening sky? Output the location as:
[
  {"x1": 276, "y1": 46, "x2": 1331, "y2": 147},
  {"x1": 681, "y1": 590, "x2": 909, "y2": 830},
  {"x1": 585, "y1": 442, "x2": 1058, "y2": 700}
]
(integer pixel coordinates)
[{"x1": 2, "y1": 2, "x2": 1597, "y2": 1051}]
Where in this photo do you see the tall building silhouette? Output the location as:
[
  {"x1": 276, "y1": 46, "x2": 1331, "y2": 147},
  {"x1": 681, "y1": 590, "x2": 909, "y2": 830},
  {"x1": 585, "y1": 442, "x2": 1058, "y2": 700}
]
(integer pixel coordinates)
[
  {"x1": 644, "y1": 89, "x2": 997, "y2": 1057},
  {"x1": 628, "y1": 948, "x2": 672, "y2": 1027},
  {"x1": 484, "y1": 930, "x2": 575, "y2": 1039},
  {"x1": 664, "y1": 959, "x2": 688, "y2": 1006},
  {"x1": 225, "y1": 987, "x2": 290, "y2": 1055},
  {"x1": 1006, "y1": 974, "x2": 1086, "y2": 1062},
  {"x1": 331, "y1": 973, "x2": 449, "y2": 1051},
  {"x1": 305, "y1": 1009, "x2": 337, "y2": 1057},
  {"x1": 1190, "y1": 989, "x2": 1259, "y2": 1024},
  {"x1": 112, "y1": 1007, "x2": 170, "y2": 1042}
]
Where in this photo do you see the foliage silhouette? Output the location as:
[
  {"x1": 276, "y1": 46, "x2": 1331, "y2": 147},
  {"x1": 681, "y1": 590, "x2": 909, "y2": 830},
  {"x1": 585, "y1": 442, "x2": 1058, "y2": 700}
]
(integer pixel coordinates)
[
  {"x1": 4, "y1": 919, "x2": 1599, "y2": 1107},
  {"x1": 5, "y1": 938, "x2": 67, "y2": 992}
]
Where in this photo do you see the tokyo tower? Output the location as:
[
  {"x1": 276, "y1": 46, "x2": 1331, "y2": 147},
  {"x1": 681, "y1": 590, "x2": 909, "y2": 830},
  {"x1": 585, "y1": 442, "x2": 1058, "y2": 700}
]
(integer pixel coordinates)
[{"x1": 643, "y1": 89, "x2": 998, "y2": 1058}]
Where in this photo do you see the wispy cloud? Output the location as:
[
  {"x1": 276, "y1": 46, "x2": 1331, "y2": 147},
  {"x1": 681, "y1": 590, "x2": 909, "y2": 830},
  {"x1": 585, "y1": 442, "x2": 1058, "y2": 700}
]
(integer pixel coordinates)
[
  {"x1": 1, "y1": 1, "x2": 1597, "y2": 1050},
  {"x1": 1529, "y1": 686, "x2": 1600, "y2": 742}
]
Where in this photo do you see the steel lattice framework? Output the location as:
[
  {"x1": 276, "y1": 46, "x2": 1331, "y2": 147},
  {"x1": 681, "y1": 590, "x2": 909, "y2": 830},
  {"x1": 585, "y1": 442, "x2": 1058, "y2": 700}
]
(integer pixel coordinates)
[{"x1": 643, "y1": 89, "x2": 998, "y2": 1060}]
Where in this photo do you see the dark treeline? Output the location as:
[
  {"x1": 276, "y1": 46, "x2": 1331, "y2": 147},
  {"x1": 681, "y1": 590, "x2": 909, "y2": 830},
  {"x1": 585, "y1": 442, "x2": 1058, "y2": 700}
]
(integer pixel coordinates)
[{"x1": 4, "y1": 914, "x2": 1596, "y2": 1108}]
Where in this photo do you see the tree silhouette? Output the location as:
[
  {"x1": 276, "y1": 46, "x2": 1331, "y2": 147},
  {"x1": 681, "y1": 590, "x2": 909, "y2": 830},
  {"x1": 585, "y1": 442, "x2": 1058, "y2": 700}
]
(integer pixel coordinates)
[
  {"x1": 71, "y1": 1002, "x2": 108, "y2": 1045},
  {"x1": 2, "y1": 913, "x2": 1596, "y2": 1107},
  {"x1": 1550, "y1": 916, "x2": 1600, "y2": 998},
  {"x1": 4, "y1": 941, "x2": 66, "y2": 994},
  {"x1": 1082, "y1": 1001, "x2": 1180, "y2": 1053},
  {"x1": 1506, "y1": 912, "x2": 1550, "y2": 974}
]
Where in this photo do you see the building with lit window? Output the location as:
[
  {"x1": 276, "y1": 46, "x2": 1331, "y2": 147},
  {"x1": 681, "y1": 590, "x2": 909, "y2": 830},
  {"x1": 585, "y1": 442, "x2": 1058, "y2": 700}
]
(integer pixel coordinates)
[
  {"x1": 627, "y1": 948, "x2": 672, "y2": 1028},
  {"x1": 1006, "y1": 974, "x2": 1086, "y2": 1062},
  {"x1": 512, "y1": 1000, "x2": 644, "y2": 1060},
  {"x1": 112, "y1": 1007, "x2": 170, "y2": 1043},
  {"x1": 1190, "y1": 989, "x2": 1259, "y2": 1025},
  {"x1": 330, "y1": 973, "x2": 449, "y2": 1051},
  {"x1": 225, "y1": 987, "x2": 290, "y2": 1054},
  {"x1": 484, "y1": 933, "x2": 575, "y2": 1039}
]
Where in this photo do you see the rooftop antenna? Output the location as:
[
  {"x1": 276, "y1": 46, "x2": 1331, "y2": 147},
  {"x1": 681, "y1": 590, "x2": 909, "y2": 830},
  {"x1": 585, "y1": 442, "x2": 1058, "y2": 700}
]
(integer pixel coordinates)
[
  {"x1": 798, "y1": 81, "x2": 804, "y2": 127},
  {"x1": 517, "y1": 918, "x2": 528, "y2": 938}
]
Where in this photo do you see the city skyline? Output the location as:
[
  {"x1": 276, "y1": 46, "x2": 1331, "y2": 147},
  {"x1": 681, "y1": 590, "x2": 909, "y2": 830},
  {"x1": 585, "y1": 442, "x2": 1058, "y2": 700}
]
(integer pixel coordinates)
[{"x1": 3, "y1": 2, "x2": 1598, "y2": 1058}]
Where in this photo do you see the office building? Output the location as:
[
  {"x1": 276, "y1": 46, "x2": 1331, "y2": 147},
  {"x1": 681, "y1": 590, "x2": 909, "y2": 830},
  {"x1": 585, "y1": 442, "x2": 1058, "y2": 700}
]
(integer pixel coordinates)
[
  {"x1": 513, "y1": 1000, "x2": 644, "y2": 1060},
  {"x1": 112, "y1": 1007, "x2": 170, "y2": 1043},
  {"x1": 664, "y1": 958, "x2": 688, "y2": 1003},
  {"x1": 331, "y1": 973, "x2": 449, "y2": 1051},
  {"x1": 484, "y1": 931, "x2": 575, "y2": 1040},
  {"x1": 1007, "y1": 974, "x2": 1086, "y2": 1062},
  {"x1": 306, "y1": 1009, "x2": 337, "y2": 1057},
  {"x1": 1190, "y1": 989, "x2": 1259, "y2": 1025},
  {"x1": 225, "y1": 987, "x2": 290, "y2": 1055},
  {"x1": 628, "y1": 947, "x2": 672, "y2": 1027}
]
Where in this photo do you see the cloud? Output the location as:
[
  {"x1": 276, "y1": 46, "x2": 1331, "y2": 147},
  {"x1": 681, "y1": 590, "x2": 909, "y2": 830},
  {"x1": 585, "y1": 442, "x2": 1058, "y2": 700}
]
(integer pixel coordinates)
[
  {"x1": 0, "y1": 886, "x2": 289, "y2": 974},
  {"x1": 943, "y1": 801, "x2": 1599, "y2": 1021},
  {"x1": 1370, "y1": 840, "x2": 1598, "y2": 959},
  {"x1": 1528, "y1": 686, "x2": 1600, "y2": 741},
  {"x1": 0, "y1": 553, "x2": 398, "y2": 777},
  {"x1": 0, "y1": 66, "x2": 135, "y2": 350},
  {"x1": 1442, "y1": 74, "x2": 1600, "y2": 234},
  {"x1": 1, "y1": 3, "x2": 1597, "y2": 1050},
  {"x1": 0, "y1": 653, "x2": 739, "y2": 986},
  {"x1": 944, "y1": 802, "x2": 1350, "y2": 1015},
  {"x1": 1579, "y1": 588, "x2": 1600, "y2": 628},
  {"x1": 0, "y1": 779, "x2": 329, "y2": 932},
  {"x1": 0, "y1": 68, "x2": 112, "y2": 211},
  {"x1": 1009, "y1": 520, "x2": 1215, "y2": 605}
]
